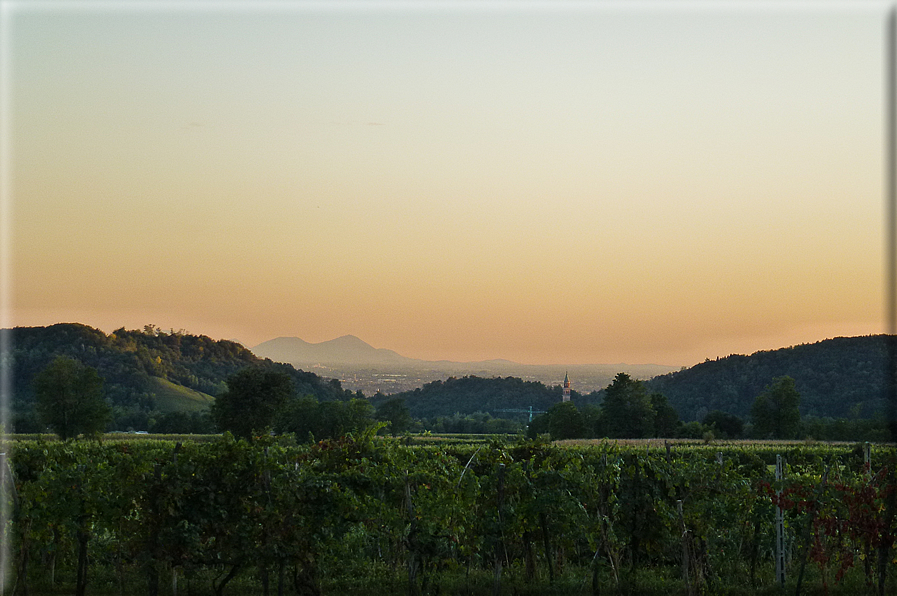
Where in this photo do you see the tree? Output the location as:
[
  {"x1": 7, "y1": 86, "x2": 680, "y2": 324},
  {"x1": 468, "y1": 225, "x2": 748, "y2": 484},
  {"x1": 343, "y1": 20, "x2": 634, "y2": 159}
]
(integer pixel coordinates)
[
  {"x1": 279, "y1": 395, "x2": 320, "y2": 441},
  {"x1": 211, "y1": 367, "x2": 293, "y2": 439},
  {"x1": 546, "y1": 401, "x2": 585, "y2": 440},
  {"x1": 650, "y1": 393, "x2": 680, "y2": 437},
  {"x1": 751, "y1": 376, "x2": 801, "y2": 439},
  {"x1": 33, "y1": 356, "x2": 111, "y2": 439},
  {"x1": 702, "y1": 410, "x2": 744, "y2": 439},
  {"x1": 526, "y1": 412, "x2": 550, "y2": 439},
  {"x1": 579, "y1": 404, "x2": 603, "y2": 438},
  {"x1": 280, "y1": 396, "x2": 377, "y2": 442},
  {"x1": 600, "y1": 372, "x2": 655, "y2": 438},
  {"x1": 375, "y1": 398, "x2": 412, "y2": 435}
]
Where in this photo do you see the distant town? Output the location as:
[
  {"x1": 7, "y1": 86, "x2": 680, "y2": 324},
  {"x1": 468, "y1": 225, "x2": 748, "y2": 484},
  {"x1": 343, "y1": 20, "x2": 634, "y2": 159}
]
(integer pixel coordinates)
[
  {"x1": 305, "y1": 362, "x2": 676, "y2": 396},
  {"x1": 249, "y1": 335, "x2": 679, "y2": 396}
]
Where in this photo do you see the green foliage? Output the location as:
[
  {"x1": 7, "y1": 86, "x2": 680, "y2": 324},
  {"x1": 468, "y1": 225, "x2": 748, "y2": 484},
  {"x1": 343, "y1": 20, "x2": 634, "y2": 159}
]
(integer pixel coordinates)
[
  {"x1": 9, "y1": 439, "x2": 895, "y2": 595},
  {"x1": 9, "y1": 324, "x2": 357, "y2": 433},
  {"x1": 211, "y1": 367, "x2": 293, "y2": 439},
  {"x1": 379, "y1": 375, "x2": 562, "y2": 419},
  {"x1": 650, "y1": 392, "x2": 680, "y2": 437},
  {"x1": 647, "y1": 335, "x2": 890, "y2": 421},
  {"x1": 148, "y1": 410, "x2": 216, "y2": 434},
  {"x1": 703, "y1": 410, "x2": 744, "y2": 439},
  {"x1": 375, "y1": 397, "x2": 412, "y2": 435},
  {"x1": 678, "y1": 420, "x2": 709, "y2": 439},
  {"x1": 33, "y1": 356, "x2": 111, "y2": 439},
  {"x1": 751, "y1": 376, "x2": 802, "y2": 439},
  {"x1": 800, "y1": 414, "x2": 889, "y2": 442},
  {"x1": 525, "y1": 376, "x2": 679, "y2": 440},
  {"x1": 425, "y1": 411, "x2": 523, "y2": 434},
  {"x1": 546, "y1": 401, "x2": 585, "y2": 440},
  {"x1": 578, "y1": 404, "x2": 603, "y2": 437},
  {"x1": 601, "y1": 373, "x2": 656, "y2": 438},
  {"x1": 280, "y1": 395, "x2": 378, "y2": 442},
  {"x1": 146, "y1": 376, "x2": 215, "y2": 412}
]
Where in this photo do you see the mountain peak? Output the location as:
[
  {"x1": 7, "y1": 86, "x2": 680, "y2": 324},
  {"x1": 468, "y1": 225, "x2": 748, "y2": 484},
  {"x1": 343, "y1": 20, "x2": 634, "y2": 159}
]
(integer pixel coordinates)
[
  {"x1": 252, "y1": 335, "x2": 410, "y2": 366},
  {"x1": 328, "y1": 334, "x2": 369, "y2": 346}
]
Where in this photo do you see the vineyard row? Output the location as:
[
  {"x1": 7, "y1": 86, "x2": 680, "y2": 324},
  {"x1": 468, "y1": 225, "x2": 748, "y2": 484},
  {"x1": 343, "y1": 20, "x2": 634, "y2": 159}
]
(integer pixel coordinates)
[{"x1": 2, "y1": 435, "x2": 897, "y2": 595}]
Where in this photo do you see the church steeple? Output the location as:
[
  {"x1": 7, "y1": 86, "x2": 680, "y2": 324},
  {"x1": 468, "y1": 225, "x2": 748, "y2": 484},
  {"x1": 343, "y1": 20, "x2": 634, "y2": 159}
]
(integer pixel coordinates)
[{"x1": 562, "y1": 372, "x2": 571, "y2": 402}]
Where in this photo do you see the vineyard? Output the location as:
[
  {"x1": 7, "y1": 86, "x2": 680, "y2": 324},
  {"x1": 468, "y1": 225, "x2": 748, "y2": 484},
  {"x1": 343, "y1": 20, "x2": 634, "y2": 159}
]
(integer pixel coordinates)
[{"x1": 2, "y1": 435, "x2": 897, "y2": 595}]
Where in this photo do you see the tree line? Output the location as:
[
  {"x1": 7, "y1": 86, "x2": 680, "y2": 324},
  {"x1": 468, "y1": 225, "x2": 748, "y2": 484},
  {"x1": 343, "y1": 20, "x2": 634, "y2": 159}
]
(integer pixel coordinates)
[
  {"x1": 16, "y1": 324, "x2": 893, "y2": 443},
  {"x1": 526, "y1": 374, "x2": 888, "y2": 442},
  {"x1": 28, "y1": 358, "x2": 413, "y2": 441},
  {"x1": 647, "y1": 335, "x2": 893, "y2": 421},
  {"x1": 34, "y1": 355, "x2": 889, "y2": 443}
]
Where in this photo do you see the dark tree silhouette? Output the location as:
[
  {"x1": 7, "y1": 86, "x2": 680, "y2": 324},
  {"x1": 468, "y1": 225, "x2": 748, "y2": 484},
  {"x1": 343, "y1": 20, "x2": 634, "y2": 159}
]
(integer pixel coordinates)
[
  {"x1": 211, "y1": 367, "x2": 293, "y2": 439},
  {"x1": 34, "y1": 356, "x2": 111, "y2": 439}
]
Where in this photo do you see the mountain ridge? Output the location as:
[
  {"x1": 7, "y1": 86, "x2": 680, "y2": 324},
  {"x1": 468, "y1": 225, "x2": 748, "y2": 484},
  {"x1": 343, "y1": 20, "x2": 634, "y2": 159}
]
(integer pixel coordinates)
[
  {"x1": 253, "y1": 335, "x2": 415, "y2": 366},
  {"x1": 645, "y1": 334, "x2": 893, "y2": 421},
  {"x1": 251, "y1": 335, "x2": 673, "y2": 368}
]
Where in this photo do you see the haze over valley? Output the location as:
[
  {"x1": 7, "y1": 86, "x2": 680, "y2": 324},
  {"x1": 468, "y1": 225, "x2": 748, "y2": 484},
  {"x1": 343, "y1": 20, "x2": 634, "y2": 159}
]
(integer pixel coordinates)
[{"x1": 251, "y1": 335, "x2": 680, "y2": 395}]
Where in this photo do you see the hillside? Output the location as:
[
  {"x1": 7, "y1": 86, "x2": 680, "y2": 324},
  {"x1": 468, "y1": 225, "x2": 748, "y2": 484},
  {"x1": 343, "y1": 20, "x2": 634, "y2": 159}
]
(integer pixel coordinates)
[
  {"x1": 373, "y1": 375, "x2": 576, "y2": 420},
  {"x1": 148, "y1": 377, "x2": 216, "y2": 413},
  {"x1": 381, "y1": 336, "x2": 896, "y2": 424},
  {"x1": 645, "y1": 335, "x2": 893, "y2": 421},
  {"x1": 11, "y1": 325, "x2": 892, "y2": 432},
  {"x1": 7, "y1": 323, "x2": 358, "y2": 432}
]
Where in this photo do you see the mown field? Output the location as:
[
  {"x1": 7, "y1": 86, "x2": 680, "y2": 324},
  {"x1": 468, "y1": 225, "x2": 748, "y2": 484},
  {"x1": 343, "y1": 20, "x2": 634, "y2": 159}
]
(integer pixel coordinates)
[{"x1": 2, "y1": 434, "x2": 896, "y2": 595}]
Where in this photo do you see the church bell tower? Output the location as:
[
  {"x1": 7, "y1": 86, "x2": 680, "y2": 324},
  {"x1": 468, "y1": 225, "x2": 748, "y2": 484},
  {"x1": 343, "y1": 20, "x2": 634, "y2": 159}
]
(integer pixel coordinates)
[{"x1": 562, "y1": 372, "x2": 571, "y2": 402}]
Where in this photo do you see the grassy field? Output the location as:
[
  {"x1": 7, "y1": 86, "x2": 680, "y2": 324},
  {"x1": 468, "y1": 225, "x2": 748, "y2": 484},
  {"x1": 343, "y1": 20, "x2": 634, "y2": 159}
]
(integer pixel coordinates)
[{"x1": 148, "y1": 376, "x2": 216, "y2": 412}]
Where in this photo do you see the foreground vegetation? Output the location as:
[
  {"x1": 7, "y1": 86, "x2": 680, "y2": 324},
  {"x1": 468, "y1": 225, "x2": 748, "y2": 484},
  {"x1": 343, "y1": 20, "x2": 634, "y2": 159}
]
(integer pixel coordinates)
[{"x1": 4, "y1": 435, "x2": 897, "y2": 595}]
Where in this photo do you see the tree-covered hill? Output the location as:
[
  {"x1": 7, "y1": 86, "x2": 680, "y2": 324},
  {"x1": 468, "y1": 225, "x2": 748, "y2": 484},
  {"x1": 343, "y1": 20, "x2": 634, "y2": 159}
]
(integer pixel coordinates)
[
  {"x1": 367, "y1": 336, "x2": 897, "y2": 425},
  {"x1": 374, "y1": 375, "x2": 580, "y2": 420},
  {"x1": 645, "y1": 335, "x2": 893, "y2": 422},
  {"x1": 6, "y1": 323, "x2": 358, "y2": 432}
]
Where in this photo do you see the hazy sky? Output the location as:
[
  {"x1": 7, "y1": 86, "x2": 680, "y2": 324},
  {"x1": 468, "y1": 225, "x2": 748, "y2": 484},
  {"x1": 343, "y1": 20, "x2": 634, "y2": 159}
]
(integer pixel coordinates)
[{"x1": 3, "y1": 0, "x2": 890, "y2": 366}]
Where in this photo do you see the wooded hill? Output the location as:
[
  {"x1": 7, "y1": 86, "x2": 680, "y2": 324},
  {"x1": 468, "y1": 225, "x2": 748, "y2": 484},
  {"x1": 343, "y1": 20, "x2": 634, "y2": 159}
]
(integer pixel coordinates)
[
  {"x1": 6, "y1": 323, "x2": 358, "y2": 432},
  {"x1": 372, "y1": 375, "x2": 573, "y2": 421},
  {"x1": 7, "y1": 325, "x2": 893, "y2": 433},
  {"x1": 645, "y1": 335, "x2": 893, "y2": 422},
  {"x1": 378, "y1": 335, "x2": 894, "y2": 425}
]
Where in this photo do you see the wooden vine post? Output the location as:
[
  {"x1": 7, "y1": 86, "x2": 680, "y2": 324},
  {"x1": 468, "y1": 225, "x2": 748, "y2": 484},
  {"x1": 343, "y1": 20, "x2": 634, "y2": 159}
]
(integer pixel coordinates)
[
  {"x1": 864, "y1": 442, "x2": 872, "y2": 480},
  {"x1": 493, "y1": 463, "x2": 506, "y2": 596},
  {"x1": 774, "y1": 454, "x2": 786, "y2": 588},
  {"x1": 404, "y1": 472, "x2": 420, "y2": 596},
  {"x1": 677, "y1": 500, "x2": 692, "y2": 596},
  {"x1": 0, "y1": 452, "x2": 8, "y2": 593}
]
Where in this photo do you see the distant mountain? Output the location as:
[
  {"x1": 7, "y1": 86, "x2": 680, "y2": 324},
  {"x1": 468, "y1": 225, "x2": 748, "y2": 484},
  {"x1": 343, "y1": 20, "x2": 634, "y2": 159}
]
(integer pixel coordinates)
[
  {"x1": 645, "y1": 335, "x2": 894, "y2": 422},
  {"x1": 11, "y1": 324, "x2": 889, "y2": 433},
  {"x1": 250, "y1": 336, "x2": 680, "y2": 395},
  {"x1": 252, "y1": 335, "x2": 415, "y2": 366},
  {"x1": 252, "y1": 335, "x2": 678, "y2": 396}
]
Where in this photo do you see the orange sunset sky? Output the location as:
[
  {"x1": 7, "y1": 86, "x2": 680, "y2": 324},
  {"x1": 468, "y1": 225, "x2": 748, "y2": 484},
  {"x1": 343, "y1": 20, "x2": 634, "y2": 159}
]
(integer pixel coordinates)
[{"x1": 2, "y1": 1, "x2": 890, "y2": 367}]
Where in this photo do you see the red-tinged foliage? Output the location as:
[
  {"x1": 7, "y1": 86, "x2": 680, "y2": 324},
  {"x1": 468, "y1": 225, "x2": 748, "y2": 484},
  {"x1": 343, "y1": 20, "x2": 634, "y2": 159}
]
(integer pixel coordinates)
[{"x1": 5, "y1": 438, "x2": 897, "y2": 594}]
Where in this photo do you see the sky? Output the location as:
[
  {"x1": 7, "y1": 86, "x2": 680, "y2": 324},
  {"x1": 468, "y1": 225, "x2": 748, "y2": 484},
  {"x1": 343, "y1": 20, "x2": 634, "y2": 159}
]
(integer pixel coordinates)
[{"x1": 2, "y1": 0, "x2": 891, "y2": 366}]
